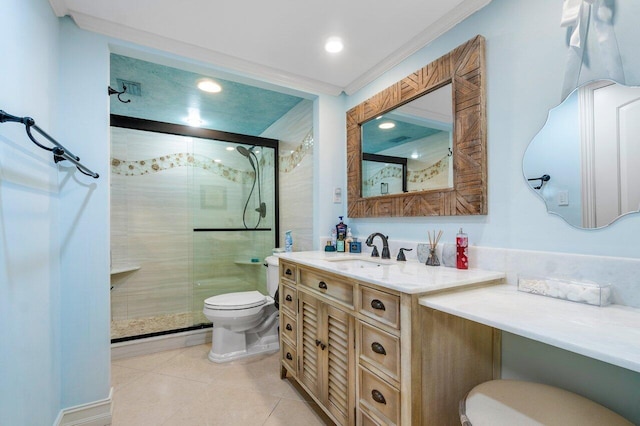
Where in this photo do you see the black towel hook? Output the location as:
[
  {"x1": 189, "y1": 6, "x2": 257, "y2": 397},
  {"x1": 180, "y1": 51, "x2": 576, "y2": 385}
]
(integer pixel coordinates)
[
  {"x1": 108, "y1": 84, "x2": 131, "y2": 103},
  {"x1": 527, "y1": 174, "x2": 550, "y2": 190}
]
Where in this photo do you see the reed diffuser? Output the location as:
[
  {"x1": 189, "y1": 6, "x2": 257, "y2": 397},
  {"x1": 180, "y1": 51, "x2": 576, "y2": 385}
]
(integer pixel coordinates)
[{"x1": 426, "y1": 230, "x2": 443, "y2": 266}]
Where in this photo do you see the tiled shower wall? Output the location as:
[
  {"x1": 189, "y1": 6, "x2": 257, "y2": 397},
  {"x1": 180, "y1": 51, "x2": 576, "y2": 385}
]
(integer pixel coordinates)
[{"x1": 262, "y1": 100, "x2": 314, "y2": 251}]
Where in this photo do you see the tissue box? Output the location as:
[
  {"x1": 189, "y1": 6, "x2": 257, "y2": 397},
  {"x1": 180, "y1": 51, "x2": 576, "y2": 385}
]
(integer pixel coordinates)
[{"x1": 517, "y1": 276, "x2": 611, "y2": 306}]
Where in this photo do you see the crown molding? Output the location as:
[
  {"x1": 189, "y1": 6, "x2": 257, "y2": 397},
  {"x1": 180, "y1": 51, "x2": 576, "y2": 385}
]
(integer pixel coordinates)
[
  {"x1": 68, "y1": 10, "x2": 344, "y2": 96},
  {"x1": 343, "y1": 0, "x2": 492, "y2": 95},
  {"x1": 47, "y1": 0, "x2": 69, "y2": 17}
]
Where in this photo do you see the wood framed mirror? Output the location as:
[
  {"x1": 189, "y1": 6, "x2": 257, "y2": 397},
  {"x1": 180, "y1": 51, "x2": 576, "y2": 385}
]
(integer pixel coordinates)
[{"x1": 347, "y1": 35, "x2": 487, "y2": 217}]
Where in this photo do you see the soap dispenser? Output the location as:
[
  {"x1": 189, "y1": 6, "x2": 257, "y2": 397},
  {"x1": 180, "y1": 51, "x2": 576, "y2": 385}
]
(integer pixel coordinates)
[{"x1": 335, "y1": 216, "x2": 347, "y2": 252}]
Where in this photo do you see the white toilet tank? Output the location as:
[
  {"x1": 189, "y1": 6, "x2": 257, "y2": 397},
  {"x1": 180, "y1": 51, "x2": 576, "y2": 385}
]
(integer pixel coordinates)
[{"x1": 265, "y1": 255, "x2": 279, "y2": 296}]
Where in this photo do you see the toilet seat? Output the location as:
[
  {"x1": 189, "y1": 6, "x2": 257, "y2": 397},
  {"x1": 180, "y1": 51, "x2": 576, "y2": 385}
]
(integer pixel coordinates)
[{"x1": 204, "y1": 290, "x2": 268, "y2": 310}]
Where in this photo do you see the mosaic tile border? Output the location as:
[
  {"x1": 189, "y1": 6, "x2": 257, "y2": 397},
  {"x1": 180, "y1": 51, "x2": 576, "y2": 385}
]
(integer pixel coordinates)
[
  {"x1": 279, "y1": 130, "x2": 313, "y2": 173},
  {"x1": 111, "y1": 129, "x2": 313, "y2": 178},
  {"x1": 111, "y1": 153, "x2": 274, "y2": 183},
  {"x1": 363, "y1": 154, "x2": 450, "y2": 189}
]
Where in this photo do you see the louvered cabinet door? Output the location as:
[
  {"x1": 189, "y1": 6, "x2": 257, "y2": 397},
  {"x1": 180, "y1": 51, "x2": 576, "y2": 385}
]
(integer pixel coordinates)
[
  {"x1": 324, "y1": 304, "x2": 355, "y2": 426},
  {"x1": 298, "y1": 291, "x2": 321, "y2": 399}
]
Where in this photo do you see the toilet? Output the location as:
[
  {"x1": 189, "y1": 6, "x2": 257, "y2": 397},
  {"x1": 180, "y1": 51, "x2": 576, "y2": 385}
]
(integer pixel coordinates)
[{"x1": 203, "y1": 255, "x2": 280, "y2": 363}]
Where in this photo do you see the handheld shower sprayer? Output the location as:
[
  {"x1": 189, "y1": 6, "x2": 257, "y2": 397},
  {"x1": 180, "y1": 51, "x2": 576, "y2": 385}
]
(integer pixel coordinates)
[{"x1": 237, "y1": 145, "x2": 266, "y2": 227}]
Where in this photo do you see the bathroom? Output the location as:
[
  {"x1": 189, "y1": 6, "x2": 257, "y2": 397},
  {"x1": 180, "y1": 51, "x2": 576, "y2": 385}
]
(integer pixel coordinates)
[{"x1": 1, "y1": 0, "x2": 639, "y2": 425}]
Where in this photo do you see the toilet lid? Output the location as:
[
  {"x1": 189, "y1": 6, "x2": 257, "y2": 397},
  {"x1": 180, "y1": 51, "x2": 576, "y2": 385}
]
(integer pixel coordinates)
[{"x1": 204, "y1": 291, "x2": 268, "y2": 310}]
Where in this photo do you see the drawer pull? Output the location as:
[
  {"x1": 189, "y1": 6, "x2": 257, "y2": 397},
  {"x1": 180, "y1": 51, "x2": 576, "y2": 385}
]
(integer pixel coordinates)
[
  {"x1": 286, "y1": 323, "x2": 293, "y2": 331},
  {"x1": 371, "y1": 299, "x2": 386, "y2": 311},
  {"x1": 315, "y1": 339, "x2": 326, "y2": 350},
  {"x1": 285, "y1": 268, "x2": 293, "y2": 276},
  {"x1": 285, "y1": 295, "x2": 293, "y2": 302},
  {"x1": 371, "y1": 342, "x2": 387, "y2": 355},
  {"x1": 318, "y1": 281, "x2": 328, "y2": 290},
  {"x1": 371, "y1": 389, "x2": 387, "y2": 405},
  {"x1": 286, "y1": 352, "x2": 293, "y2": 360}
]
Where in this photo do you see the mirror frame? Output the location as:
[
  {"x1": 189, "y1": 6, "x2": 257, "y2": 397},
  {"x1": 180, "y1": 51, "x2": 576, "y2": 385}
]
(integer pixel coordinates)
[{"x1": 347, "y1": 35, "x2": 487, "y2": 217}]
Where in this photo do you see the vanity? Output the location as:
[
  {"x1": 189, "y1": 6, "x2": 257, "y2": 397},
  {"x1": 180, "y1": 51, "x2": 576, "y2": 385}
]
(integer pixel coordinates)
[{"x1": 276, "y1": 251, "x2": 505, "y2": 425}]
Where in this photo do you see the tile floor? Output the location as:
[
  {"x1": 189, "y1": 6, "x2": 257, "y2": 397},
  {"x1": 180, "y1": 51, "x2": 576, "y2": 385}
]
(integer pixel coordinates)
[{"x1": 111, "y1": 344, "x2": 332, "y2": 425}]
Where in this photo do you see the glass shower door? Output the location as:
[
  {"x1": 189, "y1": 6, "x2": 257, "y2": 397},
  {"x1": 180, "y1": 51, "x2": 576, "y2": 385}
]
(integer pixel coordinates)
[{"x1": 191, "y1": 139, "x2": 278, "y2": 326}]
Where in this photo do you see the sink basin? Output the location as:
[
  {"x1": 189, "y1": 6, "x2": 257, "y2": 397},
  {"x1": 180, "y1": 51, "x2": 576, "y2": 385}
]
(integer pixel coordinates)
[{"x1": 325, "y1": 258, "x2": 389, "y2": 269}]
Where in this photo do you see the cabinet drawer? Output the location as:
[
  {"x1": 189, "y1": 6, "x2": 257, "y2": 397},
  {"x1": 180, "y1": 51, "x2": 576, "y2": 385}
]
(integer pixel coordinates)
[
  {"x1": 281, "y1": 339, "x2": 297, "y2": 375},
  {"x1": 280, "y1": 261, "x2": 297, "y2": 283},
  {"x1": 359, "y1": 286, "x2": 400, "y2": 329},
  {"x1": 280, "y1": 284, "x2": 297, "y2": 314},
  {"x1": 281, "y1": 311, "x2": 297, "y2": 346},
  {"x1": 359, "y1": 367, "x2": 400, "y2": 426},
  {"x1": 360, "y1": 408, "x2": 384, "y2": 426},
  {"x1": 359, "y1": 321, "x2": 400, "y2": 382},
  {"x1": 299, "y1": 268, "x2": 354, "y2": 307}
]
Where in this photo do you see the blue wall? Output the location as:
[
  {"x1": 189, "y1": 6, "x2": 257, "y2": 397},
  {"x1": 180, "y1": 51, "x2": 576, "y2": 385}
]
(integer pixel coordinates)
[
  {"x1": 0, "y1": 1, "x2": 111, "y2": 424},
  {"x1": 0, "y1": 1, "x2": 63, "y2": 424}
]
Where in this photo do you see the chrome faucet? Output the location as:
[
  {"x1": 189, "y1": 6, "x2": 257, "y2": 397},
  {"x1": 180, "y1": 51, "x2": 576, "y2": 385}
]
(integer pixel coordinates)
[{"x1": 365, "y1": 233, "x2": 390, "y2": 259}]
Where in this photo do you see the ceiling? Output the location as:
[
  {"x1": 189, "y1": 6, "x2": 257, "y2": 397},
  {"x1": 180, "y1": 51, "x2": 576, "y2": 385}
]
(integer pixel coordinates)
[
  {"x1": 110, "y1": 54, "x2": 307, "y2": 136},
  {"x1": 48, "y1": 0, "x2": 491, "y2": 96}
]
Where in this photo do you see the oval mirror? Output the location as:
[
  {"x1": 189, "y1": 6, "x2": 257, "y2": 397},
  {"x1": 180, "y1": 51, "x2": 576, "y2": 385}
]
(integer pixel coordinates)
[{"x1": 523, "y1": 80, "x2": 640, "y2": 228}]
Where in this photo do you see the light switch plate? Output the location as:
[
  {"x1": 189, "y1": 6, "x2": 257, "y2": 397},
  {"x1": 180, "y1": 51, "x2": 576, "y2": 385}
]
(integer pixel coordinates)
[
  {"x1": 333, "y1": 187, "x2": 342, "y2": 204},
  {"x1": 557, "y1": 190, "x2": 569, "y2": 206}
]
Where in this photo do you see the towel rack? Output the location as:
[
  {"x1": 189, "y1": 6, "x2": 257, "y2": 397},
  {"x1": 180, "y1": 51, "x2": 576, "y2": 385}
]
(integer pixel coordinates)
[{"x1": 0, "y1": 110, "x2": 99, "y2": 178}]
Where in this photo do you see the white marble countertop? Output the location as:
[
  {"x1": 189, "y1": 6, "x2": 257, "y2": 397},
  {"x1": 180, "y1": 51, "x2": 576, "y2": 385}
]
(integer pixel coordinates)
[
  {"x1": 419, "y1": 284, "x2": 640, "y2": 373},
  {"x1": 276, "y1": 251, "x2": 505, "y2": 294}
]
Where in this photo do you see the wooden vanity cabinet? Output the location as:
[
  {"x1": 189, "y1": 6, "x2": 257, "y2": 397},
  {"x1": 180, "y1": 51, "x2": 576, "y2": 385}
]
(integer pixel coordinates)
[
  {"x1": 299, "y1": 291, "x2": 355, "y2": 425},
  {"x1": 279, "y1": 259, "x2": 500, "y2": 426}
]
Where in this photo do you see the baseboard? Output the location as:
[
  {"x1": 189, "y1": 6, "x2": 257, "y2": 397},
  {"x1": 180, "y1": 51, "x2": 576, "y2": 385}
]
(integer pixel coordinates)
[
  {"x1": 54, "y1": 388, "x2": 113, "y2": 426},
  {"x1": 111, "y1": 327, "x2": 212, "y2": 360}
]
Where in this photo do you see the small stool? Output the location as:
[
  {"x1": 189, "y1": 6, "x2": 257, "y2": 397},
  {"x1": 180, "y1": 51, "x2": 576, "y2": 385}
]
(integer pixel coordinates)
[{"x1": 459, "y1": 380, "x2": 633, "y2": 426}]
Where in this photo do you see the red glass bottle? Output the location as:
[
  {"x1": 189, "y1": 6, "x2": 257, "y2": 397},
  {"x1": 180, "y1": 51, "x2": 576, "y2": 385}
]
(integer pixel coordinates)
[{"x1": 456, "y1": 228, "x2": 468, "y2": 269}]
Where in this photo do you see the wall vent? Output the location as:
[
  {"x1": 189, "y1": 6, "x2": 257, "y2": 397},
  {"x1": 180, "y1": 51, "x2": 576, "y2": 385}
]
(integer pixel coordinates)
[
  {"x1": 388, "y1": 136, "x2": 410, "y2": 143},
  {"x1": 116, "y1": 79, "x2": 142, "y2": 96}
]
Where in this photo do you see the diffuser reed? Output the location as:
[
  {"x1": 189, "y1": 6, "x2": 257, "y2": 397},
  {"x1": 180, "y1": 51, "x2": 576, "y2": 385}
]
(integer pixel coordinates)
[{"x1": 426, "y1": 230, "x2": 443, "y2": 266}]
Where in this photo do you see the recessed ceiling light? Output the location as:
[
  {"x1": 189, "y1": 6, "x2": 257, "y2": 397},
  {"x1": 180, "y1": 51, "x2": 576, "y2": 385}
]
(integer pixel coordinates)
[
  {"x1": 186, "y1": 117, "x2": 203, "y2": 126},
  {"x1": 325, "y1": 37, "x2": 344, "y2": 53},
  {"x1": 185, "y1": 109, "x2": 204, "y2": 127},
  {"x1": 197, "y1": 79, "x2": 222, "y2": 93},
  {"x1": 411, "y1": 153, "x2": 419, "y2": 159},
  {"x1": 214, "y1": 159, "x2": 222, "y2": 163},
  {"x1": 226, "y1": 147, "x2": 235, "y2": 151},
  {"x1": 378, "y1": 122, "x2": 395, "y2": 130}
]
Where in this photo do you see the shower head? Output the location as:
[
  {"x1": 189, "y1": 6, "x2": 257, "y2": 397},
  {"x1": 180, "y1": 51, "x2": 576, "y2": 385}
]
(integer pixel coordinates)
[{"x1": 236, "y1": 146, "x2": 251, "y2": 157}]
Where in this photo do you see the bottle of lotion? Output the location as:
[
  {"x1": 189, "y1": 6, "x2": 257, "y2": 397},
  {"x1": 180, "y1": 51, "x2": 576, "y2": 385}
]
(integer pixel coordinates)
[{"x1": 456, "y1": 228, "x2": 468, "y2": 269}]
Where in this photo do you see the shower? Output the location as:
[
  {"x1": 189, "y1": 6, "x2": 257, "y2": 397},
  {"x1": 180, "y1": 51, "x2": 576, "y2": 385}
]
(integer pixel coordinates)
[{"x1": 237, "y1": 145, "x2": 266, "y2": 228}]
